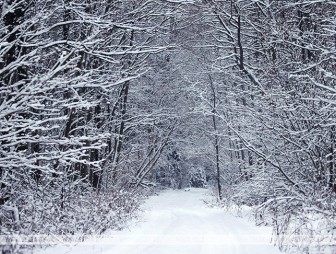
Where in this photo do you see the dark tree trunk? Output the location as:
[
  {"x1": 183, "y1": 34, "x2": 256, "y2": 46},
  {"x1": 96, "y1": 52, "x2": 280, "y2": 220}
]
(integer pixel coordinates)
[{"x1": 0, "y1": 0, "x2": 27, "y2": 206}]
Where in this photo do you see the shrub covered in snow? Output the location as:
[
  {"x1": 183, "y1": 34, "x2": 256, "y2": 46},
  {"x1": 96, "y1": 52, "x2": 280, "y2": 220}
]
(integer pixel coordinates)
[
  {"x1": 0, "y1": 184, "x2": 141, "y2": 254},
  {"x1": 217, "y1": 179, "x2": 336, "y2": 254}
]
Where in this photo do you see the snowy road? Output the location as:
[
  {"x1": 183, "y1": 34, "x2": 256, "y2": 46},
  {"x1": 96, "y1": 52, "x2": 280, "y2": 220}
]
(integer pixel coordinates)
[{"x1": 36, "y1": 188, "x2": 282, "y2": 254}]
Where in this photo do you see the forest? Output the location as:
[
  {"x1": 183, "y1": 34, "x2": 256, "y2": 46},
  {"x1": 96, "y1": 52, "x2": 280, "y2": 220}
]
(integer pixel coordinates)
[{"x1": 0, "y1": 0, "x2": 335, "y2": 253}]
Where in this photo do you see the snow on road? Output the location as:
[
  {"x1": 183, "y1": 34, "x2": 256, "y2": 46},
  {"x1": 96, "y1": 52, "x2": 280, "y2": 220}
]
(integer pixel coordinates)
[{"x1": 36, "y1": 188, "x2": 282, "y2": 254}]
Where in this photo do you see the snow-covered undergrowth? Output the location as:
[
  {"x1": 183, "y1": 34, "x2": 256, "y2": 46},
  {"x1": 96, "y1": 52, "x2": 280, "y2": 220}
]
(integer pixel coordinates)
[
  {"x1": 0, "y1": 186, "x2": 141, "y2": 254},
  {"x1": 213, "y1": 185, "x2": 336, "y2": 254},
  {"x1": 31, "y1": 188, "x2": 282, "y2": 254},
  {"x1": 256, "y1": 192, "x2": 336, "y2": 254}
]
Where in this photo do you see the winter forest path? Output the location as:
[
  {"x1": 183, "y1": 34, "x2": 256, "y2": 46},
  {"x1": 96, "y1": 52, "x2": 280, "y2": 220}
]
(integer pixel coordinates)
[{"x1": 37, "y1": 188, "x2": 282, "y2": 254}]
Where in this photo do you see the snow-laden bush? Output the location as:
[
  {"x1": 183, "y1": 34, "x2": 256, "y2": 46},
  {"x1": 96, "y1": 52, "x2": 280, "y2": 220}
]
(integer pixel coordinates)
[
  {"x1": 219, "y1": 179, "x2": 336, "y2": 254},
  {"x1": 0, "y1": 184, "x2": 141, "y2": 254},
  {"x1": 255, "y1": 188, "x2": 336, "y2": 254}
]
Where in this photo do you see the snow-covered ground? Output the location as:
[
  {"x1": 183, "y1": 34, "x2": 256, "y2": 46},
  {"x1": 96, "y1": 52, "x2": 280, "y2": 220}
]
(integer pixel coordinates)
[{"x1": 35, "y1": 188, "x2": 282, "y2": 254}]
